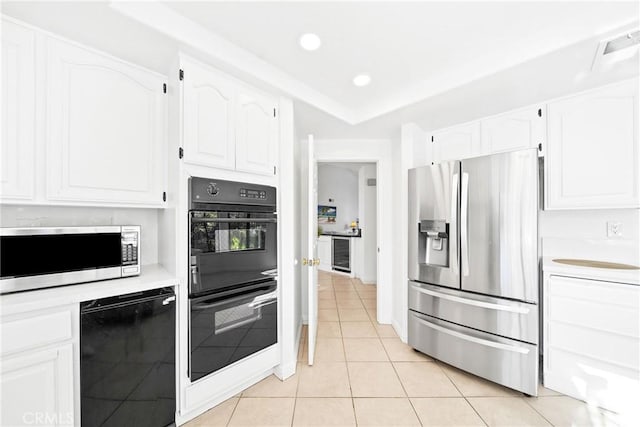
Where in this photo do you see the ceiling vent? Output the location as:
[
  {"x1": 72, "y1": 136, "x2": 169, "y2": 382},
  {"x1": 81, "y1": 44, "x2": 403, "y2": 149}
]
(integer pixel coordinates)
[{"x1": 592, "y1": 29, "x2": 640, "y2": 71}]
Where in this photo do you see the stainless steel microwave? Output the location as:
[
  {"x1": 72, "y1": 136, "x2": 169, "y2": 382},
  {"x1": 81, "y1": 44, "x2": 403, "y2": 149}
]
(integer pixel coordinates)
[{"x1": 0, "y1": 226, "x2": 140, "y2": 294}]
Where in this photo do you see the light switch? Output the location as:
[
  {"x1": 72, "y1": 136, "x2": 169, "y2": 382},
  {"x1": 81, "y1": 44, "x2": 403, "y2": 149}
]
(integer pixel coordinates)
[{"x1": 607, "y1": 221, "x2": 623, "y2": 238}]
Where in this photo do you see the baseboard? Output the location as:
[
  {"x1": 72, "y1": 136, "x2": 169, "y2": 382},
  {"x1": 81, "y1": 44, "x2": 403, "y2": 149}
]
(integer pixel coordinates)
[{"x1": 274, "y1": 321, "x2": 302, "y2": 380}]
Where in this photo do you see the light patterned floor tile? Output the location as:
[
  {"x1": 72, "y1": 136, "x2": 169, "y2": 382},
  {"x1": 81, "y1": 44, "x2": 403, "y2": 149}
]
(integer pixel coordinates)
[
  {"x1": 343, "y1": 338, "x2": 389, "y2": 361},
  {"x1": 348, "y1": 362, "x2": 406, "y2": 397},
  {"x1": 381, "y1": 338, "x2": 432, "y2": 362},
  {"x1": 375, "y1": 324, "x2": 398, "y2": 338},
  {"x1": 411, "y1": 397, "x2": 486, "y2": 426},
  {"x1": 393, "y1": 362, "x2": 460, "y2": 397},
  {"x1": 242, "y1": 374, "x2": 298, "y2": 397},
  {"x1": 184, "y1": 398, "x2": 238, "y2": 426},
  {"x1": 341, "y1": 321, "x2": 377, "y2": 338},
  {"x1": 338, "y1": 308, "x2": 370, "y2": 321},
  {"x1": 318, "y1": 290, "x2": 335, "y2": 300},
  {"x1": 317, "y1": 321, "x2": 342, "y2": 337},
  {"x1": 336, "y1": 298, "x2": 364, "y2": 309},
  {"x1": 227, "y1": 397, "x2": 295, "y2": 427},
  {"x1": 314, "y1": 338, "x2": 345, "y2": 361},
  {"x1": 318, "y1": 298, "x2": 337, "y2": 309},
  {"x1": 438, "y1": 362, "x2": 519, "y2": 397},
  {"x1": 354, "y1": 398, "x2": 420, "y2": 426},
  {"x1": 318, "y1": 308, "x2": 339, "y2": 321},
  {"x1": 292, "y1": 398, "x2": 356, "y2": 426},
  {"x1": 537, "y1": 384, "x2": 563, "y2": 396},
  {"x1": 297, "y1": 362, "x2": 351, "y2": 397},
  {"x1": 362, "y1": 298, "x2": 377, "y2": 310},
  {"x1": 525, "y1": 396, "x2": 622, "y2": 427},
  {"x1": 468, "y1": 397, "x2": 551, "y2": 426}
]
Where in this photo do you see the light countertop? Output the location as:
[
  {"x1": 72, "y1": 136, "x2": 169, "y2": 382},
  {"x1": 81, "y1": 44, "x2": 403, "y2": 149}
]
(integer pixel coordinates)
[
  {"x1": 542, "y1": 256, "x2": 640, "y2": 286},
  {"x1": 1, "y1": 264, "x2": 178, "y2": 316}
]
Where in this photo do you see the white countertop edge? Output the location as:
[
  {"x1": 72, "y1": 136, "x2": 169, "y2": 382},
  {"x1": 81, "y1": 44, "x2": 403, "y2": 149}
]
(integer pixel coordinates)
[
  {"x1": 542, "y1": 256, "x2": 640, "y2": 286},
  {"x1": 0, "y1": 264, "x2": 178, "y2": 316}
]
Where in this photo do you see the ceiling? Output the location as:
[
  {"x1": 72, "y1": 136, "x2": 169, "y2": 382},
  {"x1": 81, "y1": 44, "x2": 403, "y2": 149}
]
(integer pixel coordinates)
[
  {"x1": 162, "y1": 1, "x2": 638, "y2": 123},
  {"x1": 3, "y1": 1, "x2": 638, "y2": 139}
]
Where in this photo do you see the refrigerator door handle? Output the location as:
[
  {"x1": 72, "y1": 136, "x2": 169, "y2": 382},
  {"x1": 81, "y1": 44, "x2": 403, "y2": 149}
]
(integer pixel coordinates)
[
  {"x1": 450, "y1": 173, "x2": 459, "y2": 274},
  {"x1": 413, "y1": 314, "x2": 530, "y2": 354},
  {"x1": 461, "y1": 172, "x2": 470, "y2": 276},
  {"x1": 410, "y1": 283, "x2": 531, "y2": 314}
]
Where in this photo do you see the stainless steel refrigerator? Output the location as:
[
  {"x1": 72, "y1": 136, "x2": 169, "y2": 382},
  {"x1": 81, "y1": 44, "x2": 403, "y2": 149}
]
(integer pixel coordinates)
[{"x1": 408, "y1": 148, "x2": 539, "y2": 396}]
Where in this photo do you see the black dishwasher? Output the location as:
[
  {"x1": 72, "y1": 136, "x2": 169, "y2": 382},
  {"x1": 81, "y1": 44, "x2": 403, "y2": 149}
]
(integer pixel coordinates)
[{"x1": 80, "y1": 287, "x2": 176, "y2": 427}]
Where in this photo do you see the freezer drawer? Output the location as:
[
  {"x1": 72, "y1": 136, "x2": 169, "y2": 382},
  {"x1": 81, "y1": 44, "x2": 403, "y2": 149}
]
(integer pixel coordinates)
[
  {"x1": 409, "y1": 281, "x2": 538, "y2": 344},
  {"x1": 408, "y1": 311, "x2": 538, "y2": 396}
]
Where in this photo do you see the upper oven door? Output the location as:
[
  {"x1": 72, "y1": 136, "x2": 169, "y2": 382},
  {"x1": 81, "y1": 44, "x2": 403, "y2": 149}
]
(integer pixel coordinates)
[{"x1": 189, "y1": 211, "x2": 277, "y2": 297}]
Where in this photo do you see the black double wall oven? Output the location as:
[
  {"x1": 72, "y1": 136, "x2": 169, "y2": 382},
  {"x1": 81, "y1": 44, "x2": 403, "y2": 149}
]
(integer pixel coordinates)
[{"x1": 188, "y1": 177, "x2": 278, "y2": 382}]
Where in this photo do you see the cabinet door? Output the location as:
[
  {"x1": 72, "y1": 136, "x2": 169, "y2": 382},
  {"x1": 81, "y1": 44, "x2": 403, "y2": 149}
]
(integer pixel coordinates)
[
  {"x1": 1, "y1": 344, "x2": 75, "y2": 426},
  {"x1": 481, "y1": 106, "x2": 544, "y2": 154},
  {"x1": 46, "y1": 38, "x2": 167, "y2": 207},
  {"x1": 546, "y1": 79, "x2": 639, "y2": 209},
  {"x1": 317, "y1": 237, "x2": 331, "y2": 271},
  {"x1": 1, "y1": 19, "x2": 35, "y2": 201},
  {"x1": 182, "y1": 58, "x2": 236, "y2": 170},
  {"x1": 432, "y1": 121, "x2": 481, "y2": 163},
  {"x1": 235, "y1": 88, "x2": 278, "y2": 175}
]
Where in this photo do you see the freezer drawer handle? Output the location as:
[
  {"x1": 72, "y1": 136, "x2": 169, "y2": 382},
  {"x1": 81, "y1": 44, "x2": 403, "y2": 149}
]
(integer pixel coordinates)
[
  {"x1": 411, "y1": 284, "x2": 530, "y2": 314},
  {"x1": 414, "y1": 314, "x2": 530, "y2": 354}
]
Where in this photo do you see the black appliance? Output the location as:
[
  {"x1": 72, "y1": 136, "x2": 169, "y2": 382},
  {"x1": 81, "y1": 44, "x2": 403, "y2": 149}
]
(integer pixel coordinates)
[
  {"x1": 80, "y1": 287, "x2": 176, "y2": 427},
  {"x1": 332, "y1": 236, "x2": 351, "y2": 273},
  {"x1": 0, "y1": 226, "x2": 140, "y2": 294},
  {"x1": 188, "y1": 177, "x2": 278, "y2": 381}
]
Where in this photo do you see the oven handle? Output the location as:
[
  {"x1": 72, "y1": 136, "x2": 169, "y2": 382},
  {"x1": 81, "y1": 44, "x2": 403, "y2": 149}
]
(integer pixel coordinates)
[
  {"x1": 190, "y1": 217, "x2": 277, "y2": 224},
  {"x1": 191, "y1": 285, "x2": 277, "y2": 311},
  {"x1": 247, "y1": 291, "x2": 278, "y2": 308}
]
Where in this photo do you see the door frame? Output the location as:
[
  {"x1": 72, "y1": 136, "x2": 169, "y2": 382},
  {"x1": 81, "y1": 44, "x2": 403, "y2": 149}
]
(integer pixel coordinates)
[{"x1": 307, "y1": 139, "x2": 393, "y2": 325}]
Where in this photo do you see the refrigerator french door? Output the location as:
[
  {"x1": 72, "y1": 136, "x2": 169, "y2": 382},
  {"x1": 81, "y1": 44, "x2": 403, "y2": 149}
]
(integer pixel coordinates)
[{"x1": 408, "y1": 149, "x2": 539, "y2": 396}]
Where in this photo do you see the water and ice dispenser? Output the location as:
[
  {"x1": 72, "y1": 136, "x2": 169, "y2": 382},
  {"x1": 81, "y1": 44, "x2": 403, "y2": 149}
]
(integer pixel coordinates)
[{"x1": 418, "y1": 220, "x2": 449, "y2": 267}]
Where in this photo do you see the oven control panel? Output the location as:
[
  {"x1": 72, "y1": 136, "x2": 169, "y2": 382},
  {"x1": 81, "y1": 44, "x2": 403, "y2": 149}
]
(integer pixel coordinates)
[
  {"x1": 190, "y1": 177, "x2": 276, "y2": 207},
  {"x1": 240, "y1": 188, "x2": 267, "y2": 199}
]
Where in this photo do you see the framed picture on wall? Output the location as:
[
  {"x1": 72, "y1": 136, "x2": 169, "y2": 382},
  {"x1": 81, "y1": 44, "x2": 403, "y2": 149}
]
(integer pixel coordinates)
[{"x1": 318, "y1": 205, "x2": 337, "y2": 224}]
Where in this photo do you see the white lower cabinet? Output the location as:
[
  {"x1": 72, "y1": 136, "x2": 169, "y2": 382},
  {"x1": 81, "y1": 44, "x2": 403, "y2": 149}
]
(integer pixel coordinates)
[
  {"x1": 545, "y1": 79, "x2": 639, "y2": 209},
  {"x1": 1, "y1": 306, "x2": 76, "y2": 427},
  {"x1": 1, "y1": 344, "x2": 75, "y2": 426},
  {"x1": 544, "y1": 274, "x2": 640, "y2": 413},
  {"x1": 46, "y1": 37, "x2": 167, "y2": 207},
  {"x1": 317, "y1": 236, "x2": 332, "y2": 271}
]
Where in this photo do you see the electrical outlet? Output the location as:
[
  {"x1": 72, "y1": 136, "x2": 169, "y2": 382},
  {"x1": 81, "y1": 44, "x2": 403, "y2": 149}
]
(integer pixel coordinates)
[{"x1": 607, "y1": 221, "x2": 623, "y2": 238}]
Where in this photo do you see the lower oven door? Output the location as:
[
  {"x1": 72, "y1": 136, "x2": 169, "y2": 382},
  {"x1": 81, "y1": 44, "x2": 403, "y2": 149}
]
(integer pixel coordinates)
[{"x1": 189, "y1": 281, "x2": 278, "y2": 382}]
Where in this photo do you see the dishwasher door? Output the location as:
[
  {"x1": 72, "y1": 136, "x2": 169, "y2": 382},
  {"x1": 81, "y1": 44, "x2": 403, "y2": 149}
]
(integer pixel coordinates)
[{"x1": 80, "y1": 287, "x2": 176, "y2": 427}]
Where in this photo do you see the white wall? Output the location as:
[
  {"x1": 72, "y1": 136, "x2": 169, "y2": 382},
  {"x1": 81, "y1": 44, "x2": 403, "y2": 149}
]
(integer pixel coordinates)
[
  {"x1": 0, "y1": 205, "x2": 160, "y2": 266},
  {"x1": 358, "y1": 164, "x2": 377, "y2": 284},
  {"x1": 317, "y1": 164, "x2": 358, "y2": 232}
]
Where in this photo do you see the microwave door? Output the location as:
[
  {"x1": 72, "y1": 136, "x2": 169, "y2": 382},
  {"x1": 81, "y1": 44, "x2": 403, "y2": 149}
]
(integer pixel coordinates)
[{"x1": 408, "y1": 162, "x2": 460, "y2": 289}]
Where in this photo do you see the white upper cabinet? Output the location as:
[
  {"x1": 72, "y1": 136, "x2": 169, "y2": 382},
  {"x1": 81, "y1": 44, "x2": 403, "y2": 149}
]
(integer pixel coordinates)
[
  {"x1": 545, "y1": 79, "x2": 639, "y2": 210},
  {"x1": 1, "y1": 20, "x2": 35, "y2": 202},
  {"x1": 235, "y1": 88, "x2": 278, "y2": 175},
  {"x1": 180, "y1": 56, "x2": 278, "y2": 176},
  {"x1": 432, "y1": 121, "x2": 481, "y2": 162},
  {"x1": 182, "y1": 57, "x2": 236, "y2": 170},
  {"x1": 46, "y1": 37, "x2": 167, "y2": 207},
  {"x1": 480, "y1": 105, "x2": 545, "y2": 155}
]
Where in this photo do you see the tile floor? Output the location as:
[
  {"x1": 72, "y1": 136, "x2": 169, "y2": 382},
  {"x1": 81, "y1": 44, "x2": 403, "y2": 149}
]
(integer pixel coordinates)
[{"x1": 186, "y1": 272, "x2": 623, "y2": 426}]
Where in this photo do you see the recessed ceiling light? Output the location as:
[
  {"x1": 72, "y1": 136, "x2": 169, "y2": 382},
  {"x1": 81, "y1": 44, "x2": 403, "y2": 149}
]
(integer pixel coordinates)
[
  {"x1": 353, "y1": 74, "x2": 371, "y2": 87},
  {"x1": 299, "y1": 33, "x2": 321, "y2": 51}
]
